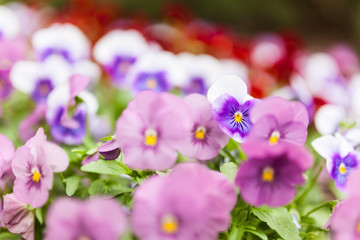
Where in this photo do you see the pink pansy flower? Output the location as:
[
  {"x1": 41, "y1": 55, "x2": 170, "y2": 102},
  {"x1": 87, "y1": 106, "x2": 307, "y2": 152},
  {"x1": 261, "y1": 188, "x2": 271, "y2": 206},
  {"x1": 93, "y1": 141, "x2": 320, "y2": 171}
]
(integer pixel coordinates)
[
  {"x1": 45, "y1": 197, "x2": 127, "y2": 240},
  {"x1": 116, "y1": 90, "x2": 191, "y2": 170},
  {"x1": 12, "y1": 128, "x2": 69, "y2": 208},
  {"x1": 177, "y1": 94, "x2": 229, "y2": 160},
  {"x1": 1, "y1": 193, "x2": 34, "y2": 240},
  {"x1": 0, "y1": 133, "x2": 15, "y2": 178},
  {"x1": 248, "y1": 97, "x2": 309, "y2": 146}
]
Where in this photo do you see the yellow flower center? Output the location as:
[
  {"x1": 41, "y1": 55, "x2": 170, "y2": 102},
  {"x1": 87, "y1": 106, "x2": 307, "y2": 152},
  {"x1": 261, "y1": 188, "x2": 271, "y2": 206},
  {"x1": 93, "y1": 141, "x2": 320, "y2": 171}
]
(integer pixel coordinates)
[
  {"x1": 144, "y1": 129, "x2": 157, "y2": 147},
  {"x1": 32, "y1": 168, "x2": 41, "y2": 182},
  {"x1": 195, "y1": 126, "x2": 206, "y2": 140},
  {"x1": 262, "y1": 166, "x2": 274, "y2": 182},
  {"x1": 269, "y1": 130, "x2": 280, "y2": 145},
  {"x1": 146, "y1": 78, "x2": 158, "y2": 89},
  {"x1": 161, "y1": 214, "x2": 178, "y2": 234},
  {"x1": 234, "y1": 112, "x2": 242, "y2": 123},
  {"x1": 339, "y1": 163, "x2": 346, "y2": 174}
]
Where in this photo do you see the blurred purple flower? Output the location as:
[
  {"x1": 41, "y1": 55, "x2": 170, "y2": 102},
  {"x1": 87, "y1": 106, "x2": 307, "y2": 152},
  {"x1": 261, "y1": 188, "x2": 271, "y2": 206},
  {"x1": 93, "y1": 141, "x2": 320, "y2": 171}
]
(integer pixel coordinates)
[
  {"x1": 1, "y1": 193, "x2": 34, "y2": 240},
  {"x1": 46, "y1": 74, "x2": 98, "y2": 145},
  {"x1": 0, "y1": 133, "x2": 15, "y2": 178},
  {"x1": 207, "y1": 75, "x2": 257, "y2": 142},
  {"x1": 45, "y1": 197, "x2": 127, "y2": 240},
  {"x1": 177, "y1": 94, "x2": 228, "y2": 160},
  {"x1": 235, "y1": 141, "x2": 313, "y2": 207},
  {"x1": 116, "y1": 91, "x2": 192, "y2": 170},
  {"x1": 12, "y1": 128, "x2": 69, "y2": 207},
  {"x1": 248, "y1": 97, "x2": 309, "y2": 146},
  {"x1": 132, "y1": 162, "x2": 236, "y2": 240},
  {"x1": 18, "y1": 104, "x2": 47, "y2": 142}
]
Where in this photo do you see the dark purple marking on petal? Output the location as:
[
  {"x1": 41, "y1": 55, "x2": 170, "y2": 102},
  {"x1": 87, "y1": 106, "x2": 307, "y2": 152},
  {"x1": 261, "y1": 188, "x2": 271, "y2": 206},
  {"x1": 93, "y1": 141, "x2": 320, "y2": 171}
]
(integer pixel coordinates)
[
  {"x1": 105, "y1": 55, "x2": 137, "y2": 85},
  {"x1": 32, "y1": 79, "x2": 54, "y2": 103},
  {"x1": 40, "y1": 48, "x2": 73, "y2": 63}
]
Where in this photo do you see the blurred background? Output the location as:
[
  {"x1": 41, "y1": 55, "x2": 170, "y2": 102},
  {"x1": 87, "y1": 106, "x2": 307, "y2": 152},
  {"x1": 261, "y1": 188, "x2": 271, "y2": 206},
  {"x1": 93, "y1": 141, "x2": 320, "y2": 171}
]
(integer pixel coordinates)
[{"x1": 3, "y1": 0, "x2": 359, "y2": 50}]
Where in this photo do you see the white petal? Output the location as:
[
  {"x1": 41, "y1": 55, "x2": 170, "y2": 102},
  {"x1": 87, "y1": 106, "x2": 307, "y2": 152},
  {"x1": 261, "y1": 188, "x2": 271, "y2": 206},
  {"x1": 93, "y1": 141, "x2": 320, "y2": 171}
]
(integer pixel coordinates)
[
  {"x1": 72, "y1": 60, "x2": 101, "y2": 86},
  {"x1": 343, "y1": 128, "x2": 360, "y2": 147},
  {"x1": 314, "y1": 104, "x2": 346, "y2": 135},
  {"x1": 311, "y1": 135, "x2": 338, "y2": 171},
  {"x1": 10, "y1": 61, "x2": 40, "y2": 93},
  {"x1": 207, "y1": 75, "x2": 248, "y2": 104},
  {"x1": 335, "y1": 132, "x2": 356, "y2": 158},
  {"x1": 32, "y1": 23, "x2": 90, "y2": 62},
  {"x1": 93, "y1": 29, "x2": 150, "y2": 65},
  {"x1": 0, "y1": 6, "x2": 20, "y2": 39},
  {"x1": 78, "y1": 90, "x2": 98, "y2": 116},
  {"x1": 219, "y1": 59, "x2": 249, "y2": 86},
  {"x1": 46, "y1": 84, "x2": 70, "y2": 123}
]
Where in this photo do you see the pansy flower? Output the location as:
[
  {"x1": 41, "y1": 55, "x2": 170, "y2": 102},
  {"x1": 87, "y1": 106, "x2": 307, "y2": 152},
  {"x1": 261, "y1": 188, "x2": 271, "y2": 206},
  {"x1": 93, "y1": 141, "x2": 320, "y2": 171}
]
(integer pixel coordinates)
[
  {"x1": 125, "y1": 50, "x2": 186, "y2": 94},
  {"x1": 248, "y1": 97, "x2": 309, "y2": 146},
  {"x1": 116, "y1": 91, "x2": 191, "y2": 170},
  {"x1": 82, "y1": 139, "x2": 121, "y2": 165},
  {"x1": 31, "y1": 23, "x2": 91, "y2": 63},
  {"x1": 12, "y1": 128, "x2": 69, "y2": 207},
  {"x1": 178, "y1": 53, "x2": 223, "y2": 95},
  {"x1": 207, "y1": 75, "x2": 258, "y2": 142},
  {"x1": 132, "y1": 162, "x2": 236, "y2": 240},
  {"x1": 45, "y1": 197, "x2": 127, "y2": 240},
  {"x1": 235, "y1": 141, "x2": 313, "y2": 207},
  {"x1": 1, "y1": 193, "x2": 34, "y2": 240},
  {"x1": 312, "y1": 133, "x2": 360, "y2": 192},
  {"x1": 93, "y1": 29, "x2": 151, "y2": 86},
  {"x1": 46, "y1": 74, "x2": 98, "y2": 145},
  {"x1": 177, "y1": 94, "x2": 229, "y2": 160}
]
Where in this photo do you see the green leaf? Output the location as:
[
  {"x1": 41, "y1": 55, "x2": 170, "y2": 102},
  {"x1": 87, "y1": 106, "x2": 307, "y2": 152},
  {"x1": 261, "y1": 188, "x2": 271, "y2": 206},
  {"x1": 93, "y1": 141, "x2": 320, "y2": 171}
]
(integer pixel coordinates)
[
  {"x1": 253, "y1": 207, "x2": 301, "y2": 240},
  {"x1": 71, "y1": 147, "x2": 87, "y2": 154},
  {"x1": 229, "y1": 226, "x2": 244, "y2": 240},
  {"x1": 220, "y1": 162, "x2": 238, "y2": 182},
  {"x1": 89, "y1": 179, "x2": 132, "y2": 196},
  {"x1": 243, "y1": 226, "x2": 268, "y2": 240},
  {"x1": 81, "y1": 159, "x2": 132, "y2": 175},
  {"x1": 0, "y1": 232, "x2": 22, "y2": 239},
  {"x1": 35, "y1": 208, "x2": 43, "y2": 225},
  {"x1": 65, "y1": 176, "x2": 82, "y2": 196}
]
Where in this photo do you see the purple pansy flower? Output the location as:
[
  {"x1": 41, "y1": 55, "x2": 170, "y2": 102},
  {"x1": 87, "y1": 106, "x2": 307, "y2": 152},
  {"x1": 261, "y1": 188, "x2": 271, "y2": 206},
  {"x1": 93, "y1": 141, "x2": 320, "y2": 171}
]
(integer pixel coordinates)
[
  {"x1": 312, "y1": 133, "x2": 360, "y2": 192},
  {"x1": 1, "y1": 193, "x2": 34, "y2": 240},
  {"x1": 93, "y1": 29, "x2": 151, "y2": 86},
  {"x1": 207, "y1": 75, "x2": 258, "y2": 142},
  {"x1": 177, "y1": 94, "x2": 229, "y2": 160},
  {"x1": 235, "y1": 141, "x2": 313, "y2": 207},
  {"x1": 132, "y1": 162, "x2": 236, "y2": 240},
  {"x1": 46, "y1": 74, "x2": 98, "y2": 145},
  {"x1": 12, "y1": 128, "x2": 69, "y2": 208},
  {"x1": 116, "y1": 91, "x2": 192, "y2": 170},
  {"x1": 45, "y1": 197, "x2": 127, "y2": 240},
  {"x1": 248, "y1": 97, "x2": 309, "y2": 146}
]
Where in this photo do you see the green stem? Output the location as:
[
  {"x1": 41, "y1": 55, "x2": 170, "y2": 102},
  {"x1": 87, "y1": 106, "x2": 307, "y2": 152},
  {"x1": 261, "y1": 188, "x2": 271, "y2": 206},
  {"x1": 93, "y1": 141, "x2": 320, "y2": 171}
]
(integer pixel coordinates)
[
  {"x1": 295, "y1": 160, "x2": 325, "y2": 206},
  {"x1": 58, "y1": 172, "x2": 66, "y2": 189},
  {"x1": 220, "y1": 149, "x2": 237, "y2": 163},
  {"x1": 304, "y1": 201, "x2": 338, "y2": 218}
]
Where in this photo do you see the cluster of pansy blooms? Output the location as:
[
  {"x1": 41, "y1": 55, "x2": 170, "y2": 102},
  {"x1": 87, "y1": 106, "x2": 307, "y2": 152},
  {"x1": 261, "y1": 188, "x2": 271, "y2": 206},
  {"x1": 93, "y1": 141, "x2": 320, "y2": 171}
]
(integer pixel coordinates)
[{"x1": 1, "y1": 2, "x2": 360, "y2": 240}]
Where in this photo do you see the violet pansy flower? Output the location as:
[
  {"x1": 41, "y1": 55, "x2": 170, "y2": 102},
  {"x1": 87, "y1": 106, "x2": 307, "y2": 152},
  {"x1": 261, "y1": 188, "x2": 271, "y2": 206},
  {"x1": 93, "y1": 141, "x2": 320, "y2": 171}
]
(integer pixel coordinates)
[
  {"x1": 46, "y1": 74, "x2": 98, "y2": 145},
  {"x1": 312, "y1": 133, "x2": 360, "y2": 192},
  {"x1": 1, "y1": 193, "x2": 34, "y2": 240},
  {"x1": 248, "y1": 97, "x2": 309, "y2": 146},
  {"x1": 125, "y1": 51, "x2": 186, "y2": 94},
  {"x1": 177, "y1": 94, "x2": 229, "y2": 160},
  {"x1": 132, "y1": 162, "x2": 236, "y2": 240},
  {"x1": 207, "y1": 75, "x2": 258, "y2": 142},
  {"x1": 81, "y1": 139, "x2": 121, "y2": 165},
  {"x1": 32, "y1": 23, "x2": 91, "y2": 63},
  {"x1": 93, "y1": 29, "x2": 151, "y2": 87},
  {"x1": 116, "y1": 91, "x2": 191, "y2": 170},
  {"x1": 235, "y1": 141, "x2": 313, "y2": 207},
  {"x1": 12, "y1": 128, "x2": 69, "y2": 208},
  {"x1": 45, "y1": 197, "x2": 127, "y2": 240}
]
